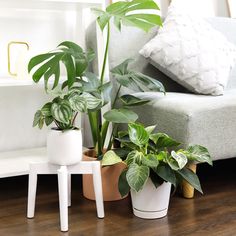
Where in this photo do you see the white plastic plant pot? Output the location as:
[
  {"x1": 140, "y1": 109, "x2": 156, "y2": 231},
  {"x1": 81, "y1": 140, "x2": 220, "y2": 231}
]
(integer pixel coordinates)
[
  {"x1": 47, "y1": 129, "x2": 82, "y2": 166},
  {"x1": 131, "y1": 178, "x2": 171, "y2": 219}
]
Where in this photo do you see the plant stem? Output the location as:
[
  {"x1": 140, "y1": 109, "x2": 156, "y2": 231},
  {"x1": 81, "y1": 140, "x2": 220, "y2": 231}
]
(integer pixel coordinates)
[
  {"x1": 88, "y1": 112, "x2": 98, "y2": 146},
  {"x1": 101, "y1": 84, "x2": 122, "y2": 149},
  {"x1": 100, "y1": 21, "x2": 110, "y2": 85},
  {"x1": 72, "y1": 112, "x2": 78, "y2": 126},
  {"x1": 96, "y1": 111, "x2": 102, "y2": 156},
  {"x1": 107, "y1": 124, "x2": 116, "y2": 151},
  {"x1": 112, "y1": 84, "x2": 122, "y2": 109}
]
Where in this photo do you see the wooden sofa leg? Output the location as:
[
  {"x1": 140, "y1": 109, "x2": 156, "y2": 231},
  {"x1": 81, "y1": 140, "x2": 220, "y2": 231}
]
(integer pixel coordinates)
[{"x1": 182, "y1": 163, "x2": 197, "y2": 199}]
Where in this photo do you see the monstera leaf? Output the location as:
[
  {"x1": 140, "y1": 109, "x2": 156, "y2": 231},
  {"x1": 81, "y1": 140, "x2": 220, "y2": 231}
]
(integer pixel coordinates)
[
  {"x1": 120, "y1": 94, "x2": 150, "y2": 107},
  {"x1": 28, "y1": 41, "x2": 94, "y2": 90},
  {"x1": 111, "y1": 59, "x2": 165, "y2": 93},
  {"x1": 92, "y1": 0, "x2": 162, "y2": 32}
]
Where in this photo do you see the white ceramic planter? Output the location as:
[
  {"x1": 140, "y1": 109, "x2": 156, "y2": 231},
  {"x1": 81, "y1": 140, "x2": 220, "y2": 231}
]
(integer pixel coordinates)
[
  {"x1": 131, "y1": 178, "x2": 171, "y2": 219},
  {"x1": 47, "y1": 129, "x2": 82, "y2": 166}
]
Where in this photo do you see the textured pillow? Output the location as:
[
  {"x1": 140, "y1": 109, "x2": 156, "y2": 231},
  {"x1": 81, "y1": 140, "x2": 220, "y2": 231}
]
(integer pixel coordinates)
[{"x1": 139, "y1": 3, "x2": 236, "y2": 95}]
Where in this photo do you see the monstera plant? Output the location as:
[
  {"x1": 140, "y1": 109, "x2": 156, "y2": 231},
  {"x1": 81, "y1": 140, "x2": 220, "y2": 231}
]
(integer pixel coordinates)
[
  {"x1": 102, "y1": 123, "x2": 212, "y2": 218},
  {"x1": 28, "y1": 0, "x2": 164, "y2": 200}
]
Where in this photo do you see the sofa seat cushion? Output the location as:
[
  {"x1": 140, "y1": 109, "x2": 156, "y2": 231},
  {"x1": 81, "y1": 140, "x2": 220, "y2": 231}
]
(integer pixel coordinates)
[{"x1": 134, "y1": 90, "x2": 236, "y2": 161}]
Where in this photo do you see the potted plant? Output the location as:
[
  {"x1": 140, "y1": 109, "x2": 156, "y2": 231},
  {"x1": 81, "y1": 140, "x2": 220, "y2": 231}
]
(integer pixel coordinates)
[
  {"x1": 30, "y1": 42, "x2": 100, "y2": 166},
  {"x1": 32, "y1": 73, "x2": 101, "y2": 165},
  {"x1": 102, "y1": 123, "x2": 212, "y2": 219},
  {"x1": 28, "y1": 0, "x2": 164, "y2": 200}
]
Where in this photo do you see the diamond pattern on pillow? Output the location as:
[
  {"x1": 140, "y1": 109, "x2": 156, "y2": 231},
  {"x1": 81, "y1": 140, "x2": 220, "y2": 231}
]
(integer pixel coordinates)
[{"x1": 140, "y1": 4, "x2": 236, "y2": 95}]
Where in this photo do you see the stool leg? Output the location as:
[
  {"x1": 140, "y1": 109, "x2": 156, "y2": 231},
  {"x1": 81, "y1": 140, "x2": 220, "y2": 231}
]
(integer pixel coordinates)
[
  {"x1": 68, "y1": 173, "x2": 71, "y2": 207},
  {"x1": 27, "y1": 166, "x2": 37, "y2": 218},
  {"x1": 92, "y1": 162, "x2": 104, "y2": 218},
  {"x1": 58, "y1": 166, "x2": 68, "y2": 232}
]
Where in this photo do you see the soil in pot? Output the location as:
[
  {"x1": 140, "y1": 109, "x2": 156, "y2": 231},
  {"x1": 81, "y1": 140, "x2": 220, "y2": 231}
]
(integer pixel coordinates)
[{"x1": 82, "y1": 149, "x2": 128, "y2": 201}]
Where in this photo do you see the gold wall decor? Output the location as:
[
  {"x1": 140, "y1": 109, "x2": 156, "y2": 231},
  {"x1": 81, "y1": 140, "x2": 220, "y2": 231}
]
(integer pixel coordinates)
[{"x1": 8, "y1": 41, "x2": 29, "y2": 77}]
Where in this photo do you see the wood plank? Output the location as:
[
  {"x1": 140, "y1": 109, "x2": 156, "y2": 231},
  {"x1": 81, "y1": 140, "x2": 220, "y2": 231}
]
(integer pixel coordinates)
[{"x1": 0, "y1": 158, "x2": 235, "y2": 235}]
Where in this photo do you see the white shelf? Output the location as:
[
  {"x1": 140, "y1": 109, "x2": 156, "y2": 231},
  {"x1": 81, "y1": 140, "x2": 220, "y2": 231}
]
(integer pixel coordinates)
[
  {"x1": 0, "y1": 146, "x2": 88, "y2": 178},
  {"x1": 0, "y1": 147, "x2": 47, "y2": 178},
  {"x1": 0, "y1": 0, "x2": 104, "y2": 11},
  {"x1": 0, "y1": 76, "x2": 68, "y2": 87},
  {"x1": 0, "y1": 78, "x2": 36, "y2": 87}
]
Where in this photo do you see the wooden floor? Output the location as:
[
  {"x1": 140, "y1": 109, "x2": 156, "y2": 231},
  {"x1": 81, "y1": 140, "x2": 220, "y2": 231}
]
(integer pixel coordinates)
[{"x1": 0, "y1": 158, "x2": 236, "y2": 236}]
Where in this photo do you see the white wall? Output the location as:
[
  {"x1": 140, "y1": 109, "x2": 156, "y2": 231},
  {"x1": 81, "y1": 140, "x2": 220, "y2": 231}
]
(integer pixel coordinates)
[
  {"x1": 109, "y1": 0, "x2": 230, "y2": 17},
  {"x1": 155, "y1": 0, "x2": 230, "y2": 17}
]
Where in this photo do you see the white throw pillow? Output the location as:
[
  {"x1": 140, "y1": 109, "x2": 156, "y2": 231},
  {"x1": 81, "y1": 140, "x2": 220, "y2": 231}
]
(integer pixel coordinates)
[{"x1": 139, "y1": 2, "x2": 236, "y2": 95}]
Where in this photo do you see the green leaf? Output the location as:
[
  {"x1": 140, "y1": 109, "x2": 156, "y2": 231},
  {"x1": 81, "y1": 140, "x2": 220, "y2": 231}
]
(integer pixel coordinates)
[
  {"x1": 51, "y1": 100, "x2": 72, "y2": 124},
  {"x1": 80, "y1": 92, "x2": 102, "y2": 110},
  {"x1": 167, "y1": 151, "x2": 188, "y2": 170},
  {"x1": 32, "y1": 53, "x2": 62, "y2": 85},
  {"x1": 103, "y1": 109, "x2": 138, "y2": 123},
  {"x1": 61, "y1": 54, "x2": 76, "y2": 88},
  {"x1": 113, "y1": 148, "x2": 130, "y2": 159},
  {"x1": 120, "y1": 94, "x2": 150, "y2": 107},
  {"x1": 33, "y1": 110, "x2": 43, "y2": 127},
  {"x1": 99, "y1": 81, "x2": 112, "y2": 105},
  {"x1": 111, "y1": 59, "x2": 165, "y2": 93},
  {"x1": 125, "y1": 150, "x2": 143, "y2": 166},
  {"x1": 155, "y1": 165, "x2": 176, "y2": 187},
  {"x1": 28, "y1": 41, "x2": 90, "y2": 91},
  {"x1": 177, "y1": 168, "x2": 203, "y2": 194},
  {"x1": 41, "y1": 102, "x2": 52, "y2": 116},
  {"x1": 142, "y1": 154, "x2": 159, "y2": 168},
  {"x1": 126, "y1": 163, "x2": 149, "y2": 192},
  {"x1": 59, "y1": 41, "x2": 83, "y2": 53},
  {"x1": 38, "y1": 117, "x2": 44, "y2": 129},
  {"x1": 45, "y1": 116, "x2": 54, "y2": 126},
  {"x1": 145, "y1": 125, "x2": 156, "y2": 134},
  {"x1": 150, "y1": 133, "x2": 181, "y2": 148},
  {"x1": 28, "y1": 53, "x2": 57, "y2": 73},
  {"x1": 84, "y1": 72, "x2": 101, "y2": 91},
  {"x1": 118, "y1": 169, "x2": 130, "y2": 197},
  {"x1": 186, "y1": 145, "x2": 212, "y2": 166},
  {"x1": 101, "y1": 150, "x2": 122, "y2": 166},
  {"x1": 128, "y1": 123, "x2": 149, "y2": 147},
  {"x1": 69, "y1": 95, "x2": 87, "y2": 113},
  {"x1": 98, "y1": 14, "x2": 111, "y2": 31},
  {"x1": 150, "y1": 168, "x2": 163, "y2": 188},
  {"x1": 94, "y1": 0, "x2": 162, "y2": 32}
]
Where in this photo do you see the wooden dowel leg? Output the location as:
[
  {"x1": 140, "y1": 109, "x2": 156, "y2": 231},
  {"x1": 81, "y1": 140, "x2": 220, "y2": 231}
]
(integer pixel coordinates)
[{"x1": 182, "y1": 163, "x2": 197, "y2": 199}]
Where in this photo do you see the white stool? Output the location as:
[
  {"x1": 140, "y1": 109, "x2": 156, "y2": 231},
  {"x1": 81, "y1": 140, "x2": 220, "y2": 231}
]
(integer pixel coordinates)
[{"x1": 27, "y1": 161, "x2": 104, "y2": 232}]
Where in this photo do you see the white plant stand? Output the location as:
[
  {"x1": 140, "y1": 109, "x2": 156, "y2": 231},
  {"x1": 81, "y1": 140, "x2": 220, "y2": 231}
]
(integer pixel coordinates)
[{"x1": 27, "y1": 161, "x2": 104, "y2": 232}]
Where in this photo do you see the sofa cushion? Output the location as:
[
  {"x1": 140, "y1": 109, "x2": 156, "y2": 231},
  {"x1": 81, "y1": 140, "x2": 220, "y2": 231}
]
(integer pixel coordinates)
[
  {"x1": 140, "y1": 3, "x2": 236, "y2": 96},
  {"x1": 133, "y1": 90, "x2": 236, "y2": 161}
]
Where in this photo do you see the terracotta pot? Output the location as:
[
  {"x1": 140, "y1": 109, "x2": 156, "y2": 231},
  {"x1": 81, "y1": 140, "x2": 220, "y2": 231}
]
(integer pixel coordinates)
[{"x1": 82, "y1": 149, "x2": 128, "y2": 201}]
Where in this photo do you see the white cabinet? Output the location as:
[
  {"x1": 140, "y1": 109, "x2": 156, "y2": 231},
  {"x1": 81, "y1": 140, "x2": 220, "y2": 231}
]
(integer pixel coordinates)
[{"x1": 0, "y1": 0, "x2": 106, "y2": 84}]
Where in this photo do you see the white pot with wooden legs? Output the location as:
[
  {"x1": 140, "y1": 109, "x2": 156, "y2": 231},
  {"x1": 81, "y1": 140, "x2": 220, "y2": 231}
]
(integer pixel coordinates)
[
  {"x1": 131, "y1": 178, "x2": 171, "y2": 219},
  {"x1": 47, "y1": 129, "x2": 82, "y2": 166}
]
